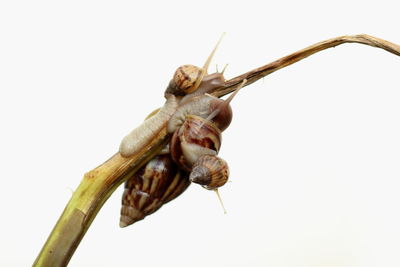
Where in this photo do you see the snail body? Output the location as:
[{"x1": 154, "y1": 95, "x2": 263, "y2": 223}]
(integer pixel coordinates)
[
  {"x1": 165, "y1": 64, "x2": 204, "y2": 96},
  {"x1": 119, "y1": 94, "x2": 178, "y2": 157}
]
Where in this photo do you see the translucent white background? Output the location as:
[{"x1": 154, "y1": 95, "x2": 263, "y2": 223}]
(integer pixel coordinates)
[{"x1": 1, "y1": 0, "x2": 399, "y2": 266}]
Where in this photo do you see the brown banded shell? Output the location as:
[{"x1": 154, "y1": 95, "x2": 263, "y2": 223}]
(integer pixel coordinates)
[
  {"x1": 165, "y1": 65, "x2": 203, "y2": 96},
  {"x1": 170, "y1": 115, "x2": 222, "y2": 171},
  {"x1": 189, "y1": 154, "x2": 229, "y2": 190},
  {"x1": 120, "y1": 154, "x2": 190, "y2": 227}
]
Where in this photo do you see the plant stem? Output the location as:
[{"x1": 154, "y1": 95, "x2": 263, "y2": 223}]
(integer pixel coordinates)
[
  {"x1": 213, "y1": 34, "x2": 400, "y2": 97},
  {"x1": 33, "y1": 34, "x2": 400, "y2": 267},
  {"x1": 33, "y1": 130, "x2": 170, "y2": 267}
]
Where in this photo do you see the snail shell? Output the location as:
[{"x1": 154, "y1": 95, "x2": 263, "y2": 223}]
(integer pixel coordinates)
[
  {"x1": 170, "y1": 115, "x2": 222, "y2": 172},
  {"x1": 165, "y1": 65, "x2": 204, "y2": 96},
  {"x1": 190, "y1": 154, "x2": 229, "y2": 190},
  {"x1": 120, "y1": 153, "x2": 190, "y2": 227}
]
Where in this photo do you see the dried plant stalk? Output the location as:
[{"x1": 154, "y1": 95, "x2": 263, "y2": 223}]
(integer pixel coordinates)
[
  {"x1": 213, "y1": 34, "x2": 400, "y2": 97},
  {"x1": 34, "y1": 34, "x2": 400, "y2": 267}
]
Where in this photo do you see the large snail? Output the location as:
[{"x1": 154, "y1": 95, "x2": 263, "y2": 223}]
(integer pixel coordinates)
[
  {"x1": 119, "y1": 36, "x2": 245, "y2": 227},
  {"x1": 119, "y1": 147, "x2": 190, "y2": 227}
]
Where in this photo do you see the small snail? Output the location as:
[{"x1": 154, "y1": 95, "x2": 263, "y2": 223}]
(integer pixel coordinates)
[
  {"x1": 164, "y1": 34, "x2": 224, "y2": 98},
  {"x1": 119, "y1": 34, "x2": 245, "y2": 227},
  {"x1": 190, "y1": 154, "x2": 229, "y2": 190}
]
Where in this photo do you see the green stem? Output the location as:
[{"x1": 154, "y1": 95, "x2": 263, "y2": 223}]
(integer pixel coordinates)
[{"x1": 33, "y1": 131, "x2": 170, "y2": 267}]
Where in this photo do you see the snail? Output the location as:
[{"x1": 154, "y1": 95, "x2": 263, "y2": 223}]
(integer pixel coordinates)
[
  {"x1": 164, "y1": 34, "x2": 225, "y2": 99},
  {"x1": 119, "y1": 34, "x2": 245, "y2": 227}
]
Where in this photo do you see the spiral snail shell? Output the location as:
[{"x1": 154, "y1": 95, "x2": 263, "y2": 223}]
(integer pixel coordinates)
[
  {"x1": 165, "y1": 64, "x2": 204, "y2": 96},
  {"x1": 120, "y1": 152, "x2": 190, "y2": 227},
  {"x1": 190, "y1": 154, "x2": 229, "y2": 190}
]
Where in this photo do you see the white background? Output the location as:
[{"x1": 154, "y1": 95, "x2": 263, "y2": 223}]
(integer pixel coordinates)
[{"x1": 1, "y1": 1, "x2": 400, "y2": 266}]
